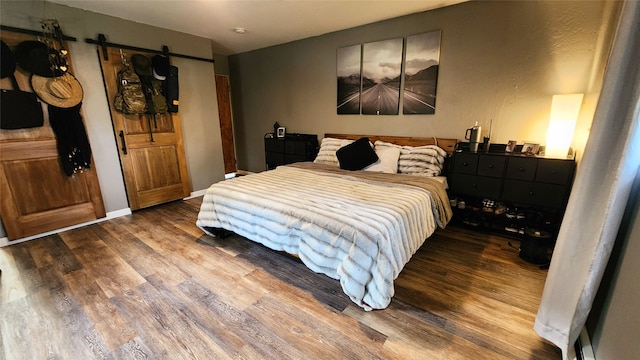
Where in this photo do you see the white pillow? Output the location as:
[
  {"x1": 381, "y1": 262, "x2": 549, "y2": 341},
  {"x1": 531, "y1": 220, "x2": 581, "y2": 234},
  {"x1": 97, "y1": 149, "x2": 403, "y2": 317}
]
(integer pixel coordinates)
[
  {"x1": 314, "y1": 137, "x2": 354, "y2": 166},
  {"x1": 374, "y1": 140, "x2": 447, "y2": 176},
  {"x1": 364, "y1": 146, "x2": 401, "y2": 173}
]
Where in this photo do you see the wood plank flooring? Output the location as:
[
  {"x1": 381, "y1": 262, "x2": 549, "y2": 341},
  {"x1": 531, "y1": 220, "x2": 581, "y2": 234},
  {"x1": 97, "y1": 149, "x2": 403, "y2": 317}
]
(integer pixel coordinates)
[{"x1": 0, "y1": 197, "x2": 561, "y2": 359}]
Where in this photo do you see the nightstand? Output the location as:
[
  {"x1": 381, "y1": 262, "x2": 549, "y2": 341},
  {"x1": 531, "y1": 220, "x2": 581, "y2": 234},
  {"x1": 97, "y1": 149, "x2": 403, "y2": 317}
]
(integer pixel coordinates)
[{"x1": 264, "y1": 133, "x2": 319, "y2": 170}]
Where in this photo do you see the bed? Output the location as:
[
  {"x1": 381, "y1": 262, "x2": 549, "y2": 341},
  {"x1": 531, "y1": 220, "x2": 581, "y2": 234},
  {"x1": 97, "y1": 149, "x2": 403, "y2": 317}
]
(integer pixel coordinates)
[{"x1": 197, "y1": 134, "x2": 456, "y2": 310}]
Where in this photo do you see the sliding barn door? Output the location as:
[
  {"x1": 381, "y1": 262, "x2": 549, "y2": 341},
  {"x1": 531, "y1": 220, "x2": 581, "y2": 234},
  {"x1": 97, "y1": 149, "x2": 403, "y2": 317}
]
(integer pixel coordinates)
[
  {"x1": 99, "y1": 47, "x2": 190, "y2": 210},
  {"x1": 0, "y1": 31, "x2": 106, "y2": 240}
]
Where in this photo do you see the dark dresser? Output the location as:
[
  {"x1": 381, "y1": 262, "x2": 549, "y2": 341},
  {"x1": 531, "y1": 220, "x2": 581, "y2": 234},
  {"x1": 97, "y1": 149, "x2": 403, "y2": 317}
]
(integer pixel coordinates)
[
  {"x1": 448, "y1": 150, "x2": 576, "y2": 238},
  {"x1": 264, "y1": 133, "x2": 319, "y2": 170}
]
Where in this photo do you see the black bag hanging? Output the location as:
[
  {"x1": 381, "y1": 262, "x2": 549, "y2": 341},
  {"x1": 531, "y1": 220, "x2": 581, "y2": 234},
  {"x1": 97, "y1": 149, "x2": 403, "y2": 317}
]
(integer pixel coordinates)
[
  {"x1": 166, "y1": 65, "x2": 179, "y2": 113},
  {"x1": 0, "y1": 74, "x2": 45, "y2": 130},
  {"x1": 0, "y1": 40, "x2": 44, "y2": 130}
]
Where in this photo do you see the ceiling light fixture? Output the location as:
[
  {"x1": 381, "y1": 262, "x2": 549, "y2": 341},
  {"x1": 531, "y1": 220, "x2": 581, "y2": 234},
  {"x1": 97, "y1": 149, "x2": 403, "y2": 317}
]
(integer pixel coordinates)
[{"x1": 233, "y1": 27, "x2": 247, "y2": 34}]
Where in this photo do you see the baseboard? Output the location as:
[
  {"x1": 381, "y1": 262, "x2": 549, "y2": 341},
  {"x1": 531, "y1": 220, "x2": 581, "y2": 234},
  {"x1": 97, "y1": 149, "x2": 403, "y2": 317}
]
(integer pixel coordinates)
[
  {"x1": 576, "y1": 327, "x2": 596, "y2": 360},
  {"x1": 0, "y1": 208, "x2": 132, "y2": 247},
  {"x1": 184, "y1": 189, "x2": 207, "y2": 199}
]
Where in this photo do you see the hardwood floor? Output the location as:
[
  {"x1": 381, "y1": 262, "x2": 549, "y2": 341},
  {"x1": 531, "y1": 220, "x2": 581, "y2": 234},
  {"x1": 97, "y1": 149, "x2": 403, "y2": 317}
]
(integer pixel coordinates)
[{"x1": 0, "y1": 197, "x2": 561, "y2": 359}]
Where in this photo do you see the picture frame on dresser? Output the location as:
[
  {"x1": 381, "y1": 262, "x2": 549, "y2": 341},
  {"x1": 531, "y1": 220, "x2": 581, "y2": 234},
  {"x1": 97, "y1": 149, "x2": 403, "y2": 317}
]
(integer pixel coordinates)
[
  {"x1": 506, "y1": 140, "x2": 517, "y2": 153},
  {"x1": 521, "y1": 142, "x2": 539, "y2": 155},
  {"x1": 277, "y1": 127, "x2": 286, "y2": 138}
]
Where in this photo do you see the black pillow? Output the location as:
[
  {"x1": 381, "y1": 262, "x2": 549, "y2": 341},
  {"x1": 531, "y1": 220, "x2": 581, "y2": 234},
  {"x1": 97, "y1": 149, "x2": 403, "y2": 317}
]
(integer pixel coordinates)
[{"x1": 336, "y1": 137, "x2": 379, "y2": 170}]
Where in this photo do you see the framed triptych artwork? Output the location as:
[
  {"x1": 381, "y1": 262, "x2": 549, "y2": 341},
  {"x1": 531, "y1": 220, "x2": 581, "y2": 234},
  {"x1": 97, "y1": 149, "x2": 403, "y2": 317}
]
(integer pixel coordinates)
[{"x1": 336, "y1": 30, "x2": 442, "y2": 116}]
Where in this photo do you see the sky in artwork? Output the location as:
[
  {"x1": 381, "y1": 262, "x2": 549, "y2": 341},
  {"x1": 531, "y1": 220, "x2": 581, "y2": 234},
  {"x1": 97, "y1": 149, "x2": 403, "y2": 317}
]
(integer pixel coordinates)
[
  {"x1": 362, "y1": 38, "x2": 403, "y2": 83},
  {"x1": 404, "y1": 31, "x2": 441, "y2": 76}
]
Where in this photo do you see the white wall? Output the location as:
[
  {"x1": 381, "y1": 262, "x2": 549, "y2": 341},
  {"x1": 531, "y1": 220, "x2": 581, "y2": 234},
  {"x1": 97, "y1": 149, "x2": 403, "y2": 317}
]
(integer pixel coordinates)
[
  {"x1": 0, "y1": 1, "x2": 225, "y2": 238},
  {"x1": 229, "y1": 1, "x2": 616, "y2": 172}
]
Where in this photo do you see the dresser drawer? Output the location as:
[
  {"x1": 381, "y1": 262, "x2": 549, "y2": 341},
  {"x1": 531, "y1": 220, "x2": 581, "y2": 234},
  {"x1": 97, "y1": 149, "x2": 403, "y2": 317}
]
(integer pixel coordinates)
[
  {"x1": 284, "y1": 139, "x2": 307, "y2": 155},
  {"x1": 536, "y1": 159, "x2": 574, "y2": 184},
  {"x1": 285, "y1": 153, "x2": 307, "y2": 163},
  {"x1": 265, "y1": 138, "x2": 285, "y2": 153},
  {"x1": 506, "y1": 157, "x2": 537, "y2": 181},
  {"x1": 453, "y1": 153, "x2": 478, "y2": 174},
  {"x1": 266, "y1": 152, "x2": 285, "y2": 166},
  {"x1": 502, "y1": 180, "x2": 567, "y2": 208},
  {"x1": 477, "y1": 155, "x2": 506, "y2": 178},
  {"x1": 451, "y1": 174, "x2": 502, "y2": 199}
]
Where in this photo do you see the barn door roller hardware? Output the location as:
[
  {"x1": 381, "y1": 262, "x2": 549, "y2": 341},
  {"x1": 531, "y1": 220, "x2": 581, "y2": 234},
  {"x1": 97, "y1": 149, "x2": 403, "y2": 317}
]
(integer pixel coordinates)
[
  {"x1": 1, "y1": 24, "x2": 77, "y2": 42},
  {"x1": 85, "y1": 33, "x2": 214, "y2": 63}
]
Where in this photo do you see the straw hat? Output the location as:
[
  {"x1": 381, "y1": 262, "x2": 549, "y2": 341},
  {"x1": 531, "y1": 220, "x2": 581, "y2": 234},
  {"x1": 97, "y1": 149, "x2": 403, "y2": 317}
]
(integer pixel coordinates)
[{"x1": 31, "y1": 72, "x2": 83, "y2": 108}]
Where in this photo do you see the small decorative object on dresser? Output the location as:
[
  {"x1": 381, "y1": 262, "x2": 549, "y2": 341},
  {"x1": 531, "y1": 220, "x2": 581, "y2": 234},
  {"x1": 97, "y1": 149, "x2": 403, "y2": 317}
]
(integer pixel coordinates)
[
  {"x1": 277, "y1": 126, "x2": 286, "y2": 138},
  {"x1": 521, "y1": 142, "x2": 540, "y2": 155},
  {"x1": 506, "y1": 140, "x2": 517, "y2": 153}
]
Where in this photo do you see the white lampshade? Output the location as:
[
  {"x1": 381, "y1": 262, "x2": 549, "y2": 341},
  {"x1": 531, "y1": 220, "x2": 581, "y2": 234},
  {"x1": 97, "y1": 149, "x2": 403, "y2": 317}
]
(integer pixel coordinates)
[{"x1": 545, "y1": 94, "x2": 583, "y2": 158}]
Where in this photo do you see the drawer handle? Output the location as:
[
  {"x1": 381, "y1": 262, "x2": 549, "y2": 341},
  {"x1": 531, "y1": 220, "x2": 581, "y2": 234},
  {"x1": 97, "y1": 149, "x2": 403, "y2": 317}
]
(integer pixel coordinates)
[
  {"x1": 472, "y1": 184, "x2": 478, "y2": 188},
  {"x1": 463, "y1": 162, "x2": 468, "y2": 166},
  {"x1": 551, "y1": 170, "x2": 557, "y2": 174},
  {"x1": 519, "y1": 167, "x2": 525, "y2": 172},
  {"x1": 529, "y1": 191, "x2": 535, "y2": 196},
  {"x1": 488, "y1": 165, "x2": 494, "y2": 169}
]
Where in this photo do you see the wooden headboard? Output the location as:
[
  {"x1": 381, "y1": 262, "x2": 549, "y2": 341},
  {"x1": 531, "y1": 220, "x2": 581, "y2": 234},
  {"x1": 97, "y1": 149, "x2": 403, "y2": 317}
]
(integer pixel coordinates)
[{"x1": 324, "y1": 133, "x2": 458, "y2": 155}]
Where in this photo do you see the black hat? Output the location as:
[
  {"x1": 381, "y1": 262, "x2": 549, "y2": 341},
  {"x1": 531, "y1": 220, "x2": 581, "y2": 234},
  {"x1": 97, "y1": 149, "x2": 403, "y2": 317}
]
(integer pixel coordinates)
[
  {"x1": 1, "y1": 40, "x2": 16, "y2": 78},
  {"x1": 152, "y1": 54, "x2": 170, "y2": 80},
  {"x1": 14, "y1": 40, "x2": 66, "y2": 77},
  {"x1": 131, "y1": 54, "x2": 153, "y2": 77}
]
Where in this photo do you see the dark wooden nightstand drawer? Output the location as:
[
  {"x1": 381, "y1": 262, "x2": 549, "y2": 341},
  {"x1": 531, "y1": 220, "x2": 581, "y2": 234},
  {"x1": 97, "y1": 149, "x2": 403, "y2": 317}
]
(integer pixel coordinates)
[
  {"x1": 284, "y1": 140, "x2": 307, "y2": 155},
  {"x1": 506, "y1": 157, "x2": 537, "y2": 181},
  {"x1": 451, "y1": 174, "x2": 502, "y2": 199},
  {"x1": 265, "y1": 138, "x2": 285, "y2": 153},
  {"x1": 285, "y1": 154, "x2": 307, "y2": 163},
  {"x1": 503, "y1": 180, "x2": 566, "y2": 207},
  {"x1": 266, "y1": 152, "x2": 285, "y2": 166},
  {"x1": 477, "y1": 155, "x2": 506, "y2": 178},
  {"x1": 536, "y1": 159, "x2": 574, "y2": 184},
  {"x1": 453, "y1": 153, "x2": 478, "y2": 174}
]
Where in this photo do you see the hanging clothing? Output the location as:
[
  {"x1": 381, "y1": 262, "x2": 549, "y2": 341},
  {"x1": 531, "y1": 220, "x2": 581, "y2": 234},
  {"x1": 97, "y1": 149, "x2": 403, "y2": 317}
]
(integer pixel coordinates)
[{"x1": 48, "y1": 103, "x2": 92, "y2": 176}]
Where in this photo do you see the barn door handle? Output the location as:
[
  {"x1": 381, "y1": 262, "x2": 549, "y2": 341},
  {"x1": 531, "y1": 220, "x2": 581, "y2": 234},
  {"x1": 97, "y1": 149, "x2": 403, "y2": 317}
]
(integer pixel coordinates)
[{"x1": 119, "y1": 130, "x2": 127, "y2": 154}]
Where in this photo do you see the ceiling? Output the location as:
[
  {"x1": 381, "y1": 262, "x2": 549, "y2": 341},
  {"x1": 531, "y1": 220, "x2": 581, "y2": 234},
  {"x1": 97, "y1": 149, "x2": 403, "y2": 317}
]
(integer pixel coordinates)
[{"x1": 49, "y1": 0, "x2": 466, "y2": 55}]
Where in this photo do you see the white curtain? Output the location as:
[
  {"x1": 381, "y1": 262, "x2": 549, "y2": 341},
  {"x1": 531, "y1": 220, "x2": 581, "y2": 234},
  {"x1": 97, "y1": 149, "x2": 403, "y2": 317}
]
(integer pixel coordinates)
[{"x1": 534, "y1": 1, "x2": 640, "y2": 359}]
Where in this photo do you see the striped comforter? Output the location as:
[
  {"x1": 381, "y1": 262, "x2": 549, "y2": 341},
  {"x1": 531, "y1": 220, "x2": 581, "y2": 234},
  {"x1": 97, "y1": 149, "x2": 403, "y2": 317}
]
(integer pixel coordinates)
[{"x1": 196, "y1": 162, "x2": 452, "y2": 310}]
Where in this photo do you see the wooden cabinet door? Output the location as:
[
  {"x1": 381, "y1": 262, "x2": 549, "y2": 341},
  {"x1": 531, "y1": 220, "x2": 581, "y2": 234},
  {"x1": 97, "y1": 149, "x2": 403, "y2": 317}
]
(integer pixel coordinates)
[
  {"x1": 0, "y1": 32, "x2": 106, "y2": 240},
  {"x1": 99, "y1": 47, "x2": 190, "y2": 210}
]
